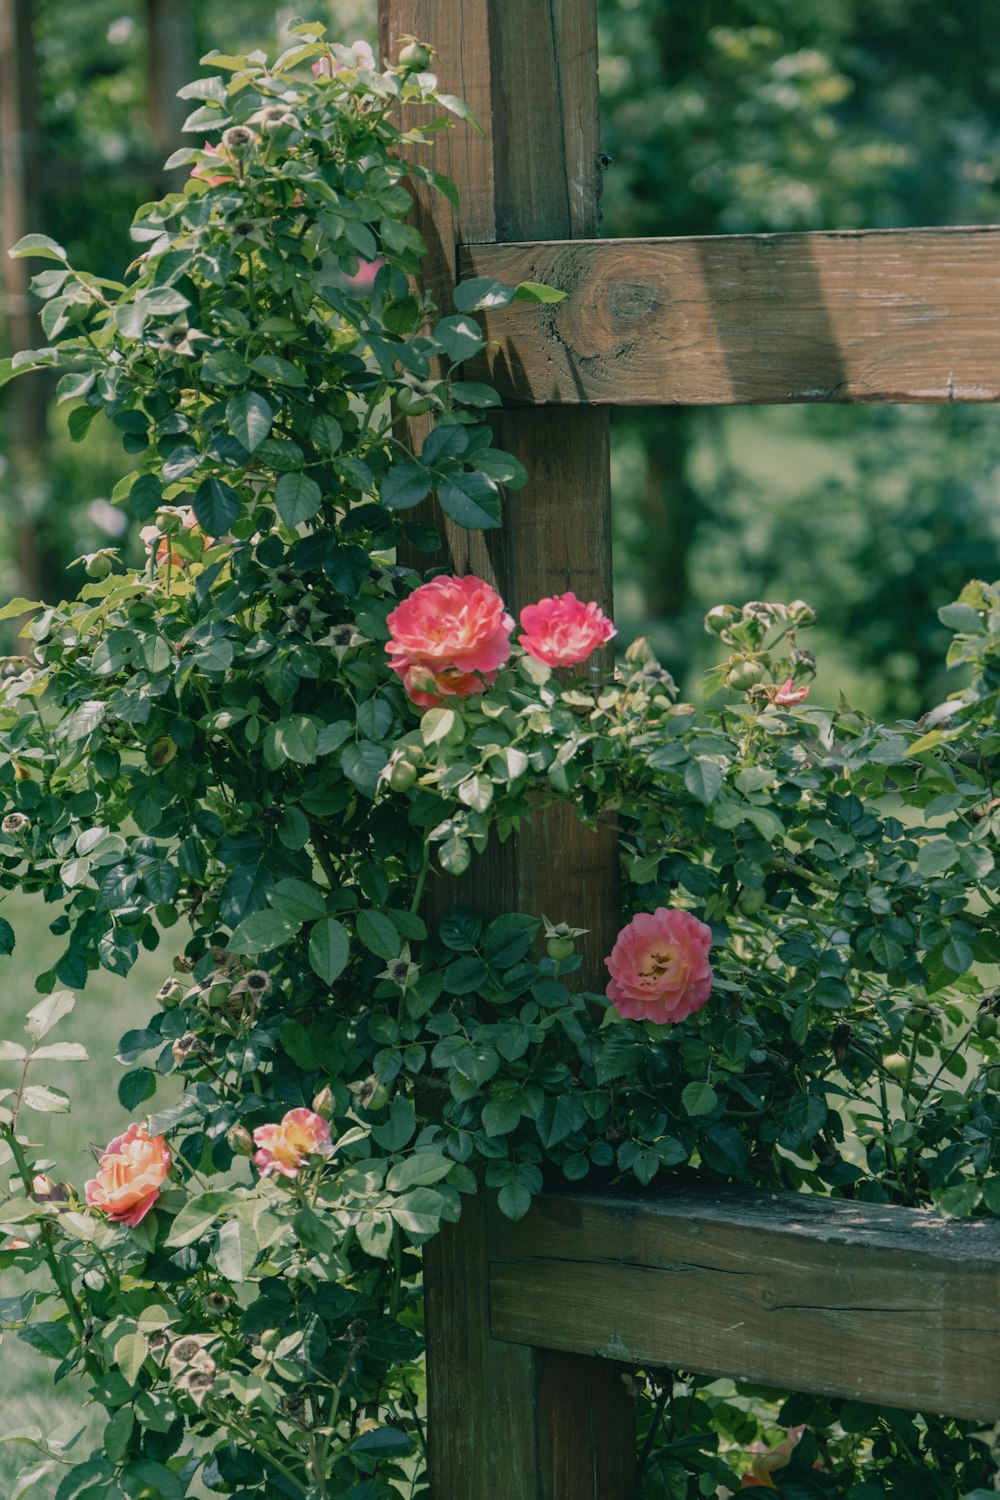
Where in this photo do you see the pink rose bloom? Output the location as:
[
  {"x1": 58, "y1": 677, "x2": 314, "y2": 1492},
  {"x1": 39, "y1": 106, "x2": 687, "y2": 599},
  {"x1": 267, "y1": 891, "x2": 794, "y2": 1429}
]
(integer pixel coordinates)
[
  {"x1": 386, "y1": 574, "x2": 514, "y2": 709},
  {"x1": 312, "y1": 40, "x2": 376, "y2": 76},
  {"x1": 605, "y1": 908, "x2": 713, "y2": 1025},
  {"x1": 189, "y1": 141, "x2": 234, "y2": 187},
  {"x1": 343, "y1": 257, "x2": 384, "y2": 293},
  {"x1": 252, "y1": 1107, "x2": 333, "y2": 1180},
  {"x1": 518, "y1": 592, "x2": 616, "y2": 668},
  {"x1": 85, "y1": 1123, "x2": 172, "y2": 1227},
  {"x1": 768, "y1": 677, "x2": 809, "y2": 706}
]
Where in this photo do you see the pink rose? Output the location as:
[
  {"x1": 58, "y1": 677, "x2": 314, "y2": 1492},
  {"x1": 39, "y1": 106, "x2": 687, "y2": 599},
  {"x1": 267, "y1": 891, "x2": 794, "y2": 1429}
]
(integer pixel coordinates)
[
  {"x1": 518, "y1": 591, "x2": 616, "y2": 668},
  {"x1": 605, "y1": 908, "x2": 713, "y2": 1025},
  {"x1": 768, "y1": 677, "x2": 809, "y2": 706},
  {"x1": 85, "y1": 1123, "x2": 172, "y2": 1227},
  {"x1": 343, "y1": 257, "x2": 384, "y2": 293},
  {"x1": 252, "y1": 1107, "x2": 333, "y2": 1180},
  {"x1": 386, "y1": 574, "x2": 514, "y2": 709}
]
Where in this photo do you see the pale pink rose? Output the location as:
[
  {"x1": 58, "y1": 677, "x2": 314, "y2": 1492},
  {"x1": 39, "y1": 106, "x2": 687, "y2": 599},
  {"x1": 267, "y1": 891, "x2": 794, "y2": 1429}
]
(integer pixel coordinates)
[
  {"x1": 343, "y1": 257, "x2": 385, "y2": 293},
  {"x1": 605, "y1": 908, "x2": 713, "y2": 1025},
  {"x1": 85, "y1": 1123, "x2": 172, "y2": 1227},
  {"x1": 386, "y1": 574, "x2": 514, "y2": 709},
  {"x1": 768, "y1": 677, "x2": 809, "y2": 706},
  {"x1": 312, "y1": 40, "x2": 376, "y2": 77},
  {"x1": 189, "y1": 141, "x2": 234, "y2": 187},
  {"x1": 252, "y1": 1107, "x2": 333, "y2": 1180},
  {"x1": 518, "y1": 591, "x2": 616, "y2": 668}
]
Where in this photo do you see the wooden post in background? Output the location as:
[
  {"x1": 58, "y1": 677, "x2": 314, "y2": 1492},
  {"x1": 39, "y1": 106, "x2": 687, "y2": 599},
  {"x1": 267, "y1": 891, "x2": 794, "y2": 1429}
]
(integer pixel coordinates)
[{"x1": 377, "y1": 3, "x2": 633, "y2": 1496}]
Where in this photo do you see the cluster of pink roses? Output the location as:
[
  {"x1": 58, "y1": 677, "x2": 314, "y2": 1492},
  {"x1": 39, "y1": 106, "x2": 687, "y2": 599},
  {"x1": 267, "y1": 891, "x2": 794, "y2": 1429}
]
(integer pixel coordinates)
[{"x1": 385, "y1": 574, "x2": 616, "y2": 709}]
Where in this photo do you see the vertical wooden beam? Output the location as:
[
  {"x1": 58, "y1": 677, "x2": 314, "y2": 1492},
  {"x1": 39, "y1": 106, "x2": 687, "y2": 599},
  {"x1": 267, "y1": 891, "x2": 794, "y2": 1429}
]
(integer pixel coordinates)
[
  {"x1": 378, "y1": 3, "x2": 631, "y2": 1496},
  {"x1": 0, "y1": 0, "x2": 45, "y2": 605},
  {"x1": 145, "y1": 0, "x2": 196, "y2": 188}
]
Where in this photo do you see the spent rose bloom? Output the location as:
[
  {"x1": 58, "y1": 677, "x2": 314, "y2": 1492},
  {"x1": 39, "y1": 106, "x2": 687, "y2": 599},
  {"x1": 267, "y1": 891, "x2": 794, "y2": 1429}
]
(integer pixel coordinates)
[
  {"x1": 768, "y1": 677, "x2": 809, "y2": 706},
  {"x1": 605, "y1": 908, "x2": 713, "y2": 1024},
  {"x1": 386, "y1": 574, "x2": 514, "y2": 709},
  {"x1": 518, "y1": 591, "x2": 616, "y2": 668},
  {"x1": 252, "y1": 1107, "x2": 333, "y2": 1180},
  {"x1": 85, "y1": 1122, "x2": 172, "y2": 1227}
]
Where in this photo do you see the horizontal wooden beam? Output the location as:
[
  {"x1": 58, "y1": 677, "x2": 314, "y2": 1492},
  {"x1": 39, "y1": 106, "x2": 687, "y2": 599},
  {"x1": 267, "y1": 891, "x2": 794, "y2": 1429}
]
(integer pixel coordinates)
[
  {"x1": 462, "y1": 227, "x2": 1000, "y2": 406},
  {"x1": 487, "y1": 1187, "x2": 1000, "y2": 1419}
]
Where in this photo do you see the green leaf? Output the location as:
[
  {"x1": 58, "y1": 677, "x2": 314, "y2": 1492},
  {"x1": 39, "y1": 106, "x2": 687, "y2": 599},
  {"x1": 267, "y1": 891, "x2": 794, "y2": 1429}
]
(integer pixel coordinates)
[
  {"x1": 512, "y1": 280, "x2": 567, "y2": 304},
  {"x1": 436, "y1": 472, "x2": 502, "y2": 530},
  {"x1": 449, "y1": 380, "x2": 502, "y2": 407},
  {"x1": 681, "y1": 1081, "x2": 719, "y2": 1117},
  {"x1": 215, "y1": 1216, "x2": 258, "y2": 1281},
  {"x1": 434, "y1": 315, "x2": 485, "y2": 363},
  {"x1": 118, "y1": 1068, "x2": 156, "y2": 1110},
  {"x1": 356, "y1": 909, "x2": 400, "y2": 961},
  {"x1": 452, "y1": 277, "x2": 515, "y2": 313},
  {"x1": 497, "y1": 1182, "x2": 532, "y2": 1220},
  {"x1": 684, "y1": 757, "x2": 724, "y2": 805},
  {"x1": 193, "y1": 476, "x2": 241, "y2": 535},
  {"x1": 308, "y1": 918, "x2": 350, "y2": 984},
  {"x1": 9, "y1": 233, "x2": 67, "y2": 262},
  {"x1": 24, "y1": 990, "x2": 75, "y2": 1040},
  {"x1": 341, "y1": 740, "x2": 388, "y2": 798},
  {"x1": 350, "y1": 1426, "x2": 414, "y2": 1457},
  {"x1": 251, "y1": 353, "x2": 307, "y2": 387},
  {"x1": 385, "y1": 1153, "x2": 453, "y2": 1192},
  {"x1": 371, "y1": 1095, "x2": 416, "y2": 1150},
  {"x1": 113, "y1": 1328, "x2": 149, "y2": 1385},
  {"x1": 264, "y1": 714, "x2": 319, "y2": 766},
  {"x1": 226, "y1": 391, "x2": 272, "y2": 452},
  {"x1": 166, "y1": 1190, "x2": 241, "y2": 1248},
  {"x1": 228, "y1": 909, "x2": 302, "y2": 956},
  {"x1": 269, "y1": 878, "x2": 327, "y2": 923},
  {"x1": 103, "y1": 1407, "x2": 134, "y2": 1466},
  {"x1": 0, "y1": 917, "x2": 13, "y2": 955},
  {"x1": 275, "y1": 471, "x2": 322, "y2": 527},
  {"x1": 309, "y1": 413, "x2": 343, "y2": 454},
  {"x1": 21, "y1": 1084, "x2": 70, "y2": 1113},
  {"x1": 382, "y1": 461, "x2": 432, "y2": 511},
  {"x1": 482, "y1": 1097, "x2": 521, "y2": 1136}
]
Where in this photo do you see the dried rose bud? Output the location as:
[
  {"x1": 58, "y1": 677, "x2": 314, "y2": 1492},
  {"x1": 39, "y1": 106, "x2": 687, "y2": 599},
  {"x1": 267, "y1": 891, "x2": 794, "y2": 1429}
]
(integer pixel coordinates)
[{"x1": 2, "y1": 811, "x2": 30, "y2": 837}]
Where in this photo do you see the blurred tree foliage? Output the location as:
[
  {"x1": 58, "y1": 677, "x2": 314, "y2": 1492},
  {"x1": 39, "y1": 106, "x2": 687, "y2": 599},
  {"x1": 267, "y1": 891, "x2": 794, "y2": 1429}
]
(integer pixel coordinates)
[
  {"x1": 598, "y1": 0, "x2": 1000, "y2": 714},
  {"x1": 3, "y1": 1, "x2": 1000, "y2": 716}
]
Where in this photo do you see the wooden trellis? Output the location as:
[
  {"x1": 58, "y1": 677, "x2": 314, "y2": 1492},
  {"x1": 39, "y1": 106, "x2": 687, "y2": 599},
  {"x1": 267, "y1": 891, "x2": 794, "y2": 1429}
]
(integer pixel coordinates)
[{"x1": 377, "y1": 2, "x2": 1000, "y2": 1496}]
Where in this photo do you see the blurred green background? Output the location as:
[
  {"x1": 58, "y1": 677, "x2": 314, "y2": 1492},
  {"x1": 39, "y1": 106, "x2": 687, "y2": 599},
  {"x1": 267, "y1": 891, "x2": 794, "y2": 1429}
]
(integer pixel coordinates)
[{"x1": 3, "y1": 0, "x2": 1000, "y2": 1489}]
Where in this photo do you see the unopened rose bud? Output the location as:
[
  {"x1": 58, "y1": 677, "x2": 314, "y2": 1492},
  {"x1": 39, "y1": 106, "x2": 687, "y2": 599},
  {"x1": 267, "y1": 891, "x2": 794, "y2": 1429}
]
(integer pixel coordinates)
[
  {"x1": 227, "y1": 1125, "x2": 254, "y2": 1157},
  {"x1": 311, "y1": 1086, "x2": 334, "y2": 1120}
]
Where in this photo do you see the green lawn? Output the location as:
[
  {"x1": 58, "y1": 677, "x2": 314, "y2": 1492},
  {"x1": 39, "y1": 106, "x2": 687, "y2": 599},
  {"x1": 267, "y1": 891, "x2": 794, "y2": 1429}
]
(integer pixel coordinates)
[{"x1": 0, "y1": 887, "x2": 176, "y2": 1496}]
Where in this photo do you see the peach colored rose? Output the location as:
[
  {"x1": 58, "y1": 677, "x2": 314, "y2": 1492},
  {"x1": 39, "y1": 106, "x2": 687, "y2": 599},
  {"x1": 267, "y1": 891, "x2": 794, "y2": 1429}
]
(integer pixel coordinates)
[
  {"x1": 605, "y1": 908, "x2": 713, "y2": 1025},
  {"x1": 85, "y1": 1122, "x2": 172, "y2": 1227},
  {"x1": 518, "y1": 591, "x2": 616, "y2": 668},
  {"x1": 252, "y1": 1107, "x2": 333, "y2": 1180},
  {"x1": 386, "y1": 574, "x2": 514, "y2": 709},
  {"x1": 768, "y1": 677, "x2": 809, "y2": 706}
]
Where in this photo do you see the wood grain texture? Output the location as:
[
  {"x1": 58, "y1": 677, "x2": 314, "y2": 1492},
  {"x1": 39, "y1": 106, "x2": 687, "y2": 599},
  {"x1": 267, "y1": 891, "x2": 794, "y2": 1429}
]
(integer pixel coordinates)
[
  {"x1": 488, "y1": 1187, "x2": 1000, "y2": 1419},
  {"x1": 462, "y1": 228, "x2": 1000, "y2": 406}
]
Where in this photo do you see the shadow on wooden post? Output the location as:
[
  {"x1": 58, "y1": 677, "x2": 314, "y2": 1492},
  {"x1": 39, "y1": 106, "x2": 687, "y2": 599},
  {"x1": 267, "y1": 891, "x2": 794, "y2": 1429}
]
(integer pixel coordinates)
[{"x1": 377, "y1": 1, "x2": 634, "y2": 1494}]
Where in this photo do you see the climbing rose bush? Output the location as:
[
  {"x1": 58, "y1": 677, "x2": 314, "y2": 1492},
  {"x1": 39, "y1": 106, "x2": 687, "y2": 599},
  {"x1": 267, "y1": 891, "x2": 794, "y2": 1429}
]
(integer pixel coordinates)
[
  {"x1": 605, "y1": 907, "x2": 714, "y2": 1023},
  {"x1": 0, "y1": 22, "x2": 998, "y2": 1500}
]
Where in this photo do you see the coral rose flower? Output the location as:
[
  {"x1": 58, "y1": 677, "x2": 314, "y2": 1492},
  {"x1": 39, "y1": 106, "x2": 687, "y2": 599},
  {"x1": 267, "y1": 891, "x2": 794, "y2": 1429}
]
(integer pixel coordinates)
[
  {"x1": 343, "y1": 257, "x2": 385, "y2": 293},
  {"x1": 252, "y1": 1107, "x2": 333, "y2": 1180},
  {"x1": 85, "y1": 1123, "x2": 172, "y2": 1227},
  {"x1": 605, "y1": 908, "x2": 713, "y2": 1025},
  {"x1": 386, "y1": 574, "x2": 514, "y2": 709},
  {"x1": 518, "y1": 591, "x2": 616, "y2": 668}
]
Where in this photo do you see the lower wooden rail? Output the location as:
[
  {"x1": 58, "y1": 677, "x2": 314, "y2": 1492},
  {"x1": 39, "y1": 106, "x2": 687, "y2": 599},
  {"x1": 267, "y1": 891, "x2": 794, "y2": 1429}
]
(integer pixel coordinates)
[{"x1": 425, "y1": 1185, "x2": 1000, "y2": 1499}]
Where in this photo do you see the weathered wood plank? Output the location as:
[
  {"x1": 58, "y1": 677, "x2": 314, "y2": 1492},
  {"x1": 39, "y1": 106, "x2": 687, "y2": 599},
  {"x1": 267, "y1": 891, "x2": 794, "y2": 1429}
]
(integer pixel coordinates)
[
  {"x1": 463, "y1": 228, "x2": 1000, "y2": 406},
  {"x1": 488, "y1": 1187, "x2": 1000, "y2": 1419}
]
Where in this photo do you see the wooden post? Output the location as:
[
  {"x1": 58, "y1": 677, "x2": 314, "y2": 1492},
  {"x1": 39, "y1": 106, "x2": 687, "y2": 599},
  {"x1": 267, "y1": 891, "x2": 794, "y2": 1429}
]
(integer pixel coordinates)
[
  {"x1": 0, "y1": 0, "x2": 45, "y2": 605},
  {"x1": 145, "y1": 0, "x2": 196, "y2": 188},
  {"x1": 377, "y1": 3, "x2": 632, "y2": 1496}
]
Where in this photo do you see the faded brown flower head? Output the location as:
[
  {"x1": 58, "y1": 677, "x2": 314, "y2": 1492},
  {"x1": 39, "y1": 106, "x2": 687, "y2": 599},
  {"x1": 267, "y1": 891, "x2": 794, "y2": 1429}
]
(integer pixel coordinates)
[
  {"x1": 221, "y1": 125, "x2": 257, "y2": 155},
  {"x1": 169, "y1": 1334, "x2": 209, "y2": 1369},
  {"x1": 2, "y1": 811, "x2": 30, "y2": 837},
  {"x1": 171, "y1": 1033, "x2": 202, "y2": 1066}
]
